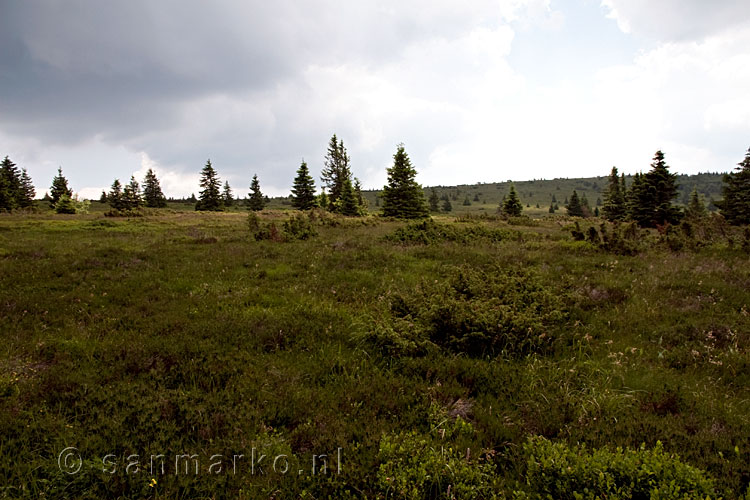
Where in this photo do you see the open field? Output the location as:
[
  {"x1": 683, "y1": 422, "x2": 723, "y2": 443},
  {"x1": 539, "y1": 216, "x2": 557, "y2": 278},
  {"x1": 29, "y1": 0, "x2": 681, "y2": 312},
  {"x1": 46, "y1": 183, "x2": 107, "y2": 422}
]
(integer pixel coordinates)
[{"x1": 0, "y1": 210, "x2": 748, "y2": 498}]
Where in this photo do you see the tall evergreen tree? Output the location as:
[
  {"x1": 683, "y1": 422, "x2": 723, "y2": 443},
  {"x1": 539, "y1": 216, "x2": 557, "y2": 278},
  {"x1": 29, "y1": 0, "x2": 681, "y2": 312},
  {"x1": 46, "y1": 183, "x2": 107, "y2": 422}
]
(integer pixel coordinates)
[
  {"x1": 108, "y1": 179, "x2": 124, "y2": 210},
  {"x1": 441, "y1": 198, "x2": 452, "y2": 212},
  {"x1": 291, "y1": 161, "x2": 316, "y2": 210},
  {"x1": 642, "y1": 150, "x2": 681, "y2": 227},
  {"x1": 222, "y1": 181, "x2": 234, "y2": 207},
  {"x1": 353, "y1": 178, "x2": 367, "y2": 211},
  {"x1": 381, "y1": 144, "x2": 428, "y2": 219},
  {"x1": 719, "y1": 148, "x2": 750, "y2": 225},
  {"x1": 685, "y1": 187, "x2": 708, "y2": 220},
  {"x1": 49, "y1": 167, "x2": 73, "y2": 207},
  {"x1": 54, "y1": 194, "x2": 77, "y2": 214},
  {"x1": 428, "y1": 188, "x2": 440, "y2": 212},
  {"x1": 626, "y1": 172, "x2": 652, "y2": 224},
  {"x1": 247, "y1": 174, "x2": 265, "y2": 211},
  {"x1": 0, "y1": 156, "x2": 22, "y2": 211},
  {"x1": 318, "y1": 189, "x2": 329, "y2": 210},
  {"x1": 320, "y1": 134, "x2": 352, "y2": 211},
  {"x1": 196, "y1": 160, "x2": 223, "y2": 211},
  {"x1": 566, "y1": 190, "x2": 584, "y2": 217},
  {"x1": 123, "y1": 176, "x2": 142, "y2": 210},
  {"x1": 580, "y1": 193, "x2": 592, "y2": 218},
  {"x1": 502, "y1": 184, "x2": 523, "y2": 217},
  {"x1": 336, "y1": 177, "x2": 361, "y2": 216},
  {"x1": 602, "y1": 166, "x2": 626, "y2": 221},
  {"x1": 142, "y1": 168, "x2": 167, "y2": 208},
  {"x1": 17, "y1": 169, "x2": 36, "y2": 209}
]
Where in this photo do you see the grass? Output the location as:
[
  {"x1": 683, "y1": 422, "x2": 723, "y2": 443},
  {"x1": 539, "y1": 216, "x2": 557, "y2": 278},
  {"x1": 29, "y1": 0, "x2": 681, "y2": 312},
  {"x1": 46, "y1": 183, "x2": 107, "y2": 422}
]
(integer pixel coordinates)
[{"x1": 0, "y1": 208, "x2": 748, "y2": 498}]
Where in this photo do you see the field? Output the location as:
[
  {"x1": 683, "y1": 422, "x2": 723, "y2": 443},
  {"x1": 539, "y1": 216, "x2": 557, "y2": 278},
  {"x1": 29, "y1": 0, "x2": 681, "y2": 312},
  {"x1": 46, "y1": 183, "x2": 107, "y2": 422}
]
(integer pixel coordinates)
[{"x1": 0, "y1": 208, "x2": 748, "y2": 498}]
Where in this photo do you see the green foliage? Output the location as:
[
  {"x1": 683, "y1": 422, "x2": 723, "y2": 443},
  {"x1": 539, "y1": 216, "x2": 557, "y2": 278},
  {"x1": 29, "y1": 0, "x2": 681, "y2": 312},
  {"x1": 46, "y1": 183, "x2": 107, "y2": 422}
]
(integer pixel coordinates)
[
  {"x1": 502, "y1": 184, "x2": 523, "y2": 217},
  {"x1": 53, "y1": 193, "x2": 77, "y2": 214},
  {"x1": 49, "y1": 167, "x2": 73, "y2": 207},
  {"x1": 381, "y1": 144, "x2": 429, "y2": 219},
  {"x1": 291, "y1": 160, "x2": 316, "y2": 210},
  {"x1": 428, "y1": 188, "x2": 440, "y2": 212},
  {"x1": 441, "y1": 198, "x2": 452, "y2": 212},
  {"x1": 221, "y1": 180, "x2": 233, "y2": 207},
  {"x1": 567, "y1": 190, "x2": 584, "y2": 217},
  {"x1": 248, "y1": 212, "x2": 318, "y2": 242},
  {"x1": 333, "y1": 177, "x2": 362, "y2": 216},
  {"x1": 384, "y1": 218, "x2": 510, "y2": 245},
  {"x1": 0, "y1": 156, "x2": 22, "y2": 211},
  {"x1": 320, "y1": 134, "x2": 351, "y2": 209},
  {"x1": 196, "y1": 160, "x2": 223, "y2": 211},
  {"x1": 122, "y1": 176, "x2": 143, "y2": 211},
  {"x1": 685, "y1": 187, "x2": 708, "y2": 220},
  {"x1": 719, "y1": 148, "x2": 750, "y2": 225},
  {"x1": 246, "y1": 174, "x2": 266, "y2": 211},
  {"x1": 517, "y1": 437, "x2": 716, "y2": 499},
  {"x1": 365, "y1": 265, "x2": 566, "y2": 357},
  {"x1": 142, "y1": 168, "x2": 167, "y2": 208}
]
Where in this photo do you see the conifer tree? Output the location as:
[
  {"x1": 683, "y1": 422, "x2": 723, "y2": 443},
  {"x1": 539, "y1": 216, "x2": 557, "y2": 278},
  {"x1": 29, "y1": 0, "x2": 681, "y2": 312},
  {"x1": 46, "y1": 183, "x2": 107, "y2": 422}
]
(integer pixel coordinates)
[
  {"x1": 428, "y1": 188, "x2": 440, "y2": 212},
  {"x1": 643, "y1": 150, "x2": 681, "y2": 227},
  {"x1": 0, "y1": 156, "x2": 22, "y2": 211},
  {"x1": 49, "y1": 167, "x2": 73, "y2": 207},
  {"x1": 196, "y1": 160, "x2": 223, "y2": 211},
  {"x1": 17, "y1": 169, "x2": 35, "y2": 209},
  {"x1": 353, "y1": 178, "x2": 367, "y2": 211},
  {"x1": 99, "y1": 191, "x2": 108, "y2": 204},
  {"x1": 247, "y1": 174, "x2": 265, "y2": 211},
  {"x1": 291, "y1": 161, "x2": 316, "y2": 210},
  {"x1": 222, "y1": 181, "x2": 234, "y2": 207},
  {"x1": 318, "y1": 189, "x2": 329, "y2": 210},
  {"x1": 463, "y1": 196, "x2": 471, "y2": 206},
  {"x1": 719, "y1": 148, "x2": 750, "y2": 225},
  {"x1": 626, "y1": 172, "x2": 651, "y2": 224},
  {"x1": 54, "y1": 194, "x2": 77, "y2": 214},
  {"x1": 442, "y1": 198, "x2": 452, "y2": 212},
  {"x1": 580, "y1": 193, "x2": 592, "y2": 218},
  {"x1": 502, "y1": 185, "x2": 523, "y2": 217},
  {"x1": 566, "y1": 190, "x2": 584, "y2": 217},
  {"x1": 685, "y1": 187, "x2": 707, "y2": 220},
  {"x1": 381, "y1": 144, "x2": 428, "y2": 218},
  {"x1": 143, "y1": 168, "x2": 167, "y2": 208},
  {"x1": 336, "y1": 177, "x2": 361, "y2": 216},
  {"x1": 602, "y1": 166, "x2": 626, "y2": 221},
  {"x1": 108, "y1": 179, "x2": 124, "y2": 210},
  {"x1": 123, "y1": 176, "x2": 143, "y2": 210},
  {"x1": 320, "y1": 134, "x2": 352, "y2": 210}
]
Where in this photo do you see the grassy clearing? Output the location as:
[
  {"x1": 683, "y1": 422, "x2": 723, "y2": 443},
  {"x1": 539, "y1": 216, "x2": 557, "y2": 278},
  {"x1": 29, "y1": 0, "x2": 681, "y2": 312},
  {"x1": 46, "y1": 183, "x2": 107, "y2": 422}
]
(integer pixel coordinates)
[{"x1": 0, "y1": 210, "x2": 748, "y2": 498}]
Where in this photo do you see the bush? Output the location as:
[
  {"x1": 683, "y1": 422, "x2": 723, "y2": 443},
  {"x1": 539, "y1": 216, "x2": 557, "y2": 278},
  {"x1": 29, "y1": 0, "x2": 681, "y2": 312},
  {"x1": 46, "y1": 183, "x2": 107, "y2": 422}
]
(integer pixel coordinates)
[
  {"x1": 362, "y1": 265, "x2": 567, "y2": 357},
  {"x1": 248, "y1": 213, "x2": 318, "y2": 242},
  {"x1": 282, "y1": 213, "x2": 318, "y2": 240},
  {"x1": 516, "y1": 436, "x2": 717, "y2": 499},
  {"x1": 385, "y1": 219, "x2": 511, "y2": 245}
]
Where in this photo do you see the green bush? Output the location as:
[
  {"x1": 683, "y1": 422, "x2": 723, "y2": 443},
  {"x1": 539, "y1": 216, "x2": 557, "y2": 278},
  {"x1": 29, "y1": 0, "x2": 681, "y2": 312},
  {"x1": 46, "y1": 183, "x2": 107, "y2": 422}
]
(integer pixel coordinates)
[
  {"x1": 516, "y1": 437, "x2": 717, "y2": 499},
  {"x1": 385, "y1": 218, "x2": 511, "y2": 245}
]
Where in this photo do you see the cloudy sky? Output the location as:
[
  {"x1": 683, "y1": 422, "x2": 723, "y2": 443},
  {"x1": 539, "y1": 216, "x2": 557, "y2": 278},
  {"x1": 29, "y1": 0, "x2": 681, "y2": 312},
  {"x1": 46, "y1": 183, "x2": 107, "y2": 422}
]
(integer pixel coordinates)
[{"x1": 1, "y1": 1, "x2": 749, "y2": 198}]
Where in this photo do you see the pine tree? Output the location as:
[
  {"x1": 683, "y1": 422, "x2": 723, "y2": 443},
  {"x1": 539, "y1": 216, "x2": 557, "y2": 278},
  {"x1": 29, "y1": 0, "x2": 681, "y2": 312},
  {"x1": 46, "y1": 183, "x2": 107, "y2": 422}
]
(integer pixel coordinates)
[
  {"x1": 17, "y1": 168, "x2": 35, "y2": 209},
  {"x1": 291, "y1": 160, "x2": 316, "y2": 210},
  {"x1": 428, "y1": 188, "x2": 440, "y2": 212},
  {"x1": 222, "y1": 181, "x2": 234, "y2": 207},
  {"x1": 247, "y1": 174, "x2": 265, "y2": 211},
  {"x1": 318, "y1": 189, "x2": 329, "y2": 210},
  {"x1": 463, "y1": 196, "x2": 471, "y2": 206},
  {"x1": 626, "y1": 172, "x2": 651, "y2": 224},
  {"x1": 442, "y1": 198, "x2": 453, "y2": 212},
  {"x1": 0, "y1": 156, "x2": 22, "y2": 211},
  {"x1": 685, "y1": 187, "x2": 707, "y2": 220},
  {"x1": 567, "y1": 190, "x2": 584, "y2": 217},
  {"x1": 123, "y1": 176, "x2": 142, "y2": 210},
  {"x1": 108, "y1": 179, "x2": 124, "y2": 210},
  {"x1": 320, "y1": 134, "x2": 352, "y2": 210},
  {"x1": 336, "y1": 177, "x2": 361, "y2": 216},
  {"x1": 54, "y1": 194, "x2": 77, "y2": 214},
  {"x1": 643, "y1": 150, "x2": 681, "y2": 227},
  {"x1": 196, "y1": 160, "x2": 223, "y2": 211},
  {"x1": 381, "y1": 144, "x2": 428, "y2": 219},
  {"x1": 548, "y1": 202, "x2": 556, "y2": 214},
  {"x1": 580, "y1": 193, "x2": 592, "y2": 218},
  {"x1": 143, "y1": 168, "x2": 167, "y2": 208},
  {"x1": 719, "y1": 148, "x2": 750, "y2": 225},
  {"x1": 49, "y1": 167, "x2": 73, "y2": 207},
  {"x1": 602, "y1": 166, "x2": 626, "y2": 221},
  {"x1": 353, "y1": 178, "x2": 367, "y2": 211},
  {"x1": 502, "y1": 185, "x2": 523, "y2": 217}
]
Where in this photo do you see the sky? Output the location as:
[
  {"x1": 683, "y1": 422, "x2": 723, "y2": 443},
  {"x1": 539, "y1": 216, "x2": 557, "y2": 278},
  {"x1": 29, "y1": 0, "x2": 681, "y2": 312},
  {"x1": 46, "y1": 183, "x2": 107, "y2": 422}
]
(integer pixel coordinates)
[{"x1": 1, "y1": 0, "x2": 750, "y2": 199}]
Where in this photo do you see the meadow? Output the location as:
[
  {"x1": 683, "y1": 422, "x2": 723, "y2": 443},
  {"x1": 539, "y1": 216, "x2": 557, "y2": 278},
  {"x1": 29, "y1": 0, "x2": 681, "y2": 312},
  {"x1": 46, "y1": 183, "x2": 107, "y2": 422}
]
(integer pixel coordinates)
[{"x1": 0, "y1": 207, "x2": 748, "y2": 498}]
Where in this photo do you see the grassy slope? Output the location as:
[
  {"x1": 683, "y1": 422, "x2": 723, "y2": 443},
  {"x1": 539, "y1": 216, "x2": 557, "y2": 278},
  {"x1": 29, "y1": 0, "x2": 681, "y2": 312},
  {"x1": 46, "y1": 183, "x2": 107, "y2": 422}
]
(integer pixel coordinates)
[{"x1": 0, "y1": 209, "x2": 748, "y2": 498}]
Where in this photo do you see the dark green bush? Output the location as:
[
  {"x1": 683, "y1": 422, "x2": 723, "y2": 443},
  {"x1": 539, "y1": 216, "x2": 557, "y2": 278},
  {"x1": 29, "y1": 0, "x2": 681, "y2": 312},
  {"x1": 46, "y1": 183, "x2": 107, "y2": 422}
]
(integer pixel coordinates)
[{"x1": 385, "y1": 219, "x2": 511, "y2": 245}]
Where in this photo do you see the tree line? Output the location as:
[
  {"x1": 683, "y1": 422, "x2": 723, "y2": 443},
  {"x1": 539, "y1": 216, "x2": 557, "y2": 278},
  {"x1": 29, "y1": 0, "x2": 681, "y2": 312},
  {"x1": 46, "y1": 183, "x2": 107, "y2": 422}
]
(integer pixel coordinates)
[{"x1": 2, "y1": 146, "x2": 749, "y2": 225}]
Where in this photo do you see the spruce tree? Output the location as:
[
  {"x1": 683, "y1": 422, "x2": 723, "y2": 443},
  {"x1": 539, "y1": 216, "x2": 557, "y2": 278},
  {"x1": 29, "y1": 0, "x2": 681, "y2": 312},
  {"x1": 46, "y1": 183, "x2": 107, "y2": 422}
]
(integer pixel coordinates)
[
  {"x1": 99, "y1": 191, "x2": 108, "y2": 204},
  {"x1": 442, "y1": 198, "x2": 452, "y2": 212},
  {"x1": 143, "y1": 168, "x2": 167, "y2": 208},
  {"x1": 123, "y1": 176, "x2": 142, "y2": 210},
  {"x1": 602, "y1": 166, "x2": 626, "y2": 221},
  {"x1": 381, "y1": 144, "x2": 428, "y2": 219},
  {"x1": 502, "y1": 185, "x2": 523, "y2": 217},
  {"x1": 54, "y1": 194, "x2": 77, "y2": 214},
  {"x1": 685, "y1": 187, "x2": 707, "y2": 220},
  {"x1": 49, "y1": 167, "x2": 73, "y2": 207},
  {"x1": 108, "y1": 179, "x2": 124, "y2": 210},
  {"x1": 318, "y1": 189, "x2": 329, "y2": 210},
  {"x1": 196, "y1": 160, "x2": 223, "y2": 211},
  {"x1": 0, "y1": 156, "x2": 22, "y2": 211},
  {"x1": 353, "y1": 178, "x2": 367, "y2": 211},
  {"x1": 566, "y1": 190, "x2": 584, "y2": 217},
  {"x1": 463, "y1": 196, "x2": 471, "y2": 206},
  {"x1": 320, "y1": 134, "x2": 352, "y2": 210},
  {"x1": 580, "y1": 193, "x2": 592, "y2": 218},
  {"x1": 719, "y1": 148, "x2": 750, "y2": 225},
  {"x1": 222, "y1": 181, "x2": 234, "y2": 207},
  {"x1": 626, "y1": 172, "x2": 652, "y2": 225},
  {"x1": 291, "y1": 161, "x2": 316, "y2": 210},
  {"x1": 428, "y1": 188, "x2": 440, "y2": 212},
  {"x1": 247, "y1": 174, "x2": 265, "y2": 211},
  {"x1": 336, "y1": 177, "x2": 361, "y2": 216},
  {"x1": 17, "y1": 169, "x2": 35, "y2": 209},
  {"x1": 643, "y1": 150, "x2": 681, "y2": 227}
]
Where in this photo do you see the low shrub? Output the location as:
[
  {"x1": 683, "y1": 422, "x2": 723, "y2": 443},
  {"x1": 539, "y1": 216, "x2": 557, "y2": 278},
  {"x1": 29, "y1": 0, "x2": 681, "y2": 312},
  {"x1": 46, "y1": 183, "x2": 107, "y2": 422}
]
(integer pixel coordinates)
[{"x1": 384, "y1": 219, "x2": 511, "y2": 245}]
